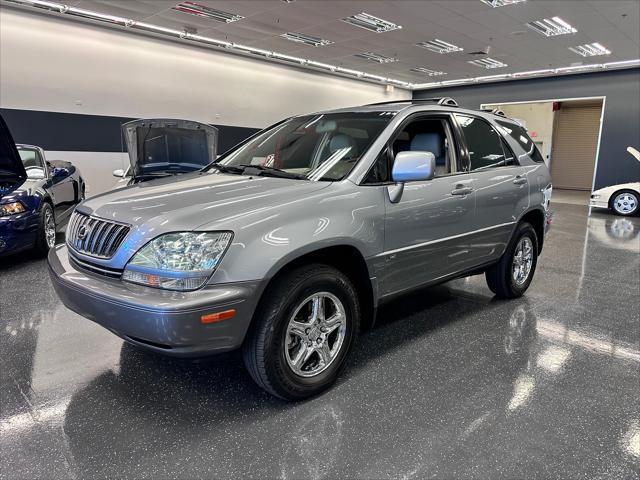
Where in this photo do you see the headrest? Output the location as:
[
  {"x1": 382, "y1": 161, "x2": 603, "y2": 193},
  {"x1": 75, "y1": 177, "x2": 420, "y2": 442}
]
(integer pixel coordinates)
[
  {"x1": 330, "y1": 134, "x2": 356, "y2": 153},
  {"x1": 410, "y1": 132, "x2": 443, "y2": 158}
]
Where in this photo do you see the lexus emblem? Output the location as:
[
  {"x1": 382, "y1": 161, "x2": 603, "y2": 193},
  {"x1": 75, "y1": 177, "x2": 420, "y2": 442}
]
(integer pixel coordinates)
[{"x1": 77, "y1": 225, "x2": 91, "y2": 240}]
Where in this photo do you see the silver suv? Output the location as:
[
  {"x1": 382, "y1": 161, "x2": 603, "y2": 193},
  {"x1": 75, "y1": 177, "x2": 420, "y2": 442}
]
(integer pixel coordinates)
[{"x1": 49, "y1": 98, "x2": 552, "y2": 400}]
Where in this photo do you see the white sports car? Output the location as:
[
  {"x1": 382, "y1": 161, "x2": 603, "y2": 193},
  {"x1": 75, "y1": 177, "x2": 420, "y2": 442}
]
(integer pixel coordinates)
[{"x1": 589, "y1": 147, "x2": 639, "y2": 216}]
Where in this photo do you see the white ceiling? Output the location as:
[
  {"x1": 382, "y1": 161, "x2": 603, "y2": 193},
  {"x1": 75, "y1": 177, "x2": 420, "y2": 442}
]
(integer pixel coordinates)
[{"x1": 8, "y1": 0, "x2": 640, "y2": 86}]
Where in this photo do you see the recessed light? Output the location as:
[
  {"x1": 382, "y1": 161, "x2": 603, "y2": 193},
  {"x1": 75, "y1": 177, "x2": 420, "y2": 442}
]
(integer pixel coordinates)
[
  {"x1": 480, "y1": 0, "x2": 526, "y2": 7},
  {"x1": 280, "y1": 32, "x2": 333, "y2": 47},
  {"x1": 410, "y1": 67, "x2": 447, "y2": 77},
  {"x1": 415, "y1": 39, "x2": 463, "y2": 54},
  {"x1": 527, "y1": 17, "x2": 577, "y2": 36},
  {"x1": 468, "y1": 58, "x2": 508, "y2": 69},
  {"x1": 569, "y1": 43, "x2": 611, "y2": 57},
  {"x1": 342, "y1": 12, "x2": 402, "y2": 33},
  {"x1": 173, "y1": 1, "x2": 243, "y2": 23},
  {"x1": 354, "y1": 52, "x2": 398, "y2": 63}
]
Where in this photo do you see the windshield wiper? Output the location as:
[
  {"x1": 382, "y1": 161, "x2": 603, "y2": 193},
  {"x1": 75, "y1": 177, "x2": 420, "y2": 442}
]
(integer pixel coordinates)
[
  {"x1": 208, "y1": 163, "x2": 244, "y2": 174},
  {"x1": 237, "y1": 164, "x2": 307, "y2": 180}
]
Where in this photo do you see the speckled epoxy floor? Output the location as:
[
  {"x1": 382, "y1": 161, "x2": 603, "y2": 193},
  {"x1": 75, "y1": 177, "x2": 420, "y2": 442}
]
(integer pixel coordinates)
[{"x1": 1, "y1": 203, "x2": 639, "y2": 479}]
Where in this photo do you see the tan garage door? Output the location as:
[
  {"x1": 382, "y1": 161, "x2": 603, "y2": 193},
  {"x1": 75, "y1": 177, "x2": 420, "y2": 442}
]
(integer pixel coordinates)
[{"x1": 550, "y1": 102, "x2": 602, "y2": 190}]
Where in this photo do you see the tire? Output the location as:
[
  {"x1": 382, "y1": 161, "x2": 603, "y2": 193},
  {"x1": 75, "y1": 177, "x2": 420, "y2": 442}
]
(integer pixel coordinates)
[
  {"x1": 610, "y1": 190, "x2": 639, "y2": 216},
  {"x1": 485, "y1": 222, "x2": 538, "y2": 299},
  {"x1": 243, "y1": 264, "x2": 360, "y2": 401},
  {"x1": 34, "y1": 202, "x2": 56, "y2": 256}
]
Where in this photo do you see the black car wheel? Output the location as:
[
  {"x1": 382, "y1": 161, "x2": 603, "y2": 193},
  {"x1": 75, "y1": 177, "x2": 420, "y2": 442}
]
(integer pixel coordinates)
[
  {"x1": 34, "y1": 202, "x2": 56, "y2": 256},
  {"x1": 243, "y1": 264, "x2": 360, "y2": 401},
  {"x1": 485, "y1": 222, "x2": 538, "y2": 299}
]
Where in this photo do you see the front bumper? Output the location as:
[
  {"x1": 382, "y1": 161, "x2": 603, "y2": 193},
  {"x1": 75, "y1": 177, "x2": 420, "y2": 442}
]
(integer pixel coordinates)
[
  {"x1": 48, "y1": 244, "x2": 262, "y2": 357},
  {"x1": 0, "y1": 212, "x2": 38, "y2": 256},
  {"x1": 589, "y1": 198, "x2": 608, "y2": 209}
]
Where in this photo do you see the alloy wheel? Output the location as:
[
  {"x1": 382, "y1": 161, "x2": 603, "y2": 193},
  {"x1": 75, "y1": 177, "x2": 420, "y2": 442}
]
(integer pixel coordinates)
[
  {"x1": 512, "y1": 237, "x2": 534, "y2": 287},
  {"x1": 44, "y1": 209, "x2": 56, "y2": 248},
  {"x1": 285, "y1": 292, "x2": 347, "y2": 378},
  {"x1": 613, "y1": 192, "x2": 638, "y2": 215}
]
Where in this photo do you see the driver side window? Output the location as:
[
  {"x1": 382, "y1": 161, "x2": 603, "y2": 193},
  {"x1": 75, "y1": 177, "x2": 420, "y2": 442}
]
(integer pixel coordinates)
[{"x1": 363, "y1": 116, "x2": 456, "y2": 184}]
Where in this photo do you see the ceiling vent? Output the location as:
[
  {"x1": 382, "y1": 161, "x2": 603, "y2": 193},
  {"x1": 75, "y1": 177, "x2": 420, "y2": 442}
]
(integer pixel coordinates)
[
  {"x1": 173, "y1": 2, "x2": 244, "y2": 23},
  {"x1": 280, "y1": 32, "x2": 333, "y2": 47},
  {"x1": 341, "y1": 12, "x2": 402, "y2": 33},
  {"x1": 480, "y1": 0, "x2": 526, "y2": 7},
  {"x1": 415, "y1": 39, "x2": 463, "y2": 54},
  {"x1": 410, "y1": 67, "x2": 447, "y2": 77},
  {"x1": 527, "y1": 17, "x2": 577, "y2": 37},
  {"x1": 569, "y1": 43, "x2": 611, "y2": 57},
  {"x1": 468, "y1": 58, "x2": 508, "y2": 69},
  {"x1": 355, "y1": 52, "x2": 398, "y2": 63}
]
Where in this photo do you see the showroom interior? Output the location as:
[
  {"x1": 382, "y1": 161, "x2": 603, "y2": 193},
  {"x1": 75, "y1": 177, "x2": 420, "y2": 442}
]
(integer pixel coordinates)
[{"x1": 0, "y1": 0, "x2": 639, "y2": 478}]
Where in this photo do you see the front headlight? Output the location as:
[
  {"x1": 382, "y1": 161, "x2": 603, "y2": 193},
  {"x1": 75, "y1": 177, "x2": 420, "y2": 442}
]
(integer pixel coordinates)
[
  {"x1": 122, "y1": 231, "x2": 233, "y2": 291},
  {"x1": 0, "y1": 202, "x2": 26, "y2": 217}
]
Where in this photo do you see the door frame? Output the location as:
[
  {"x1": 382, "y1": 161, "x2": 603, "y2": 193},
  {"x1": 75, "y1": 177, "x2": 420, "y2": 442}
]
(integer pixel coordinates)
[{"x1": 480, "y1": 96, "x2": 606, "y2": 193}]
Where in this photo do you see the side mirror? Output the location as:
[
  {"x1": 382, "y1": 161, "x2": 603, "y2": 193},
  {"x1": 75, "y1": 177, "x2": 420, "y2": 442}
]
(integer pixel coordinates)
[
  {"x1": 112, "y1": 169, "x2": 125, "y2": 178},
  {"x1": 392, "y1": 151, "x2": 436, "y2": 183},
  {"x1": 52, "y1": 167, "x2": 69, "y2": 178}
]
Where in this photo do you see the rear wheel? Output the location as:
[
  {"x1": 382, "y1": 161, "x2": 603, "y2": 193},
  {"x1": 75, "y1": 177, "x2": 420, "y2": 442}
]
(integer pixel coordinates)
[
  {"x1": 610, "y1": 190, "x2": 638, "y2": 216},
  {"x1": 34, "y1": 202, "x2": 56, "y2": 256},
  {"x1": 485, "y1": 222, "x2": 538, "y2": 299},
  {"x1": 243, "y1": 264, "x2": 359, "y2": 401}
]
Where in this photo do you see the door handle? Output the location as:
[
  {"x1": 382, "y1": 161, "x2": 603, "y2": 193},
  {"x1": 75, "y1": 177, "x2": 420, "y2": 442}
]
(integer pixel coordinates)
[
  {"x1": 513, "y1": 175, "x2": 528, "y2": 185},
  {"x1": 451, "y1": 186, "x2": 474, "y2": 196}
]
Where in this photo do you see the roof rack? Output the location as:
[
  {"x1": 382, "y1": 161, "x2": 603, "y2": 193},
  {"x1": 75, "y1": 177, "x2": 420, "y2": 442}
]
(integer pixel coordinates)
[
  {"x1": 481, "y1": 108, "x2": 507, "y2": 117},
  {"x1": 365, "y1": 97, "x2": 459, "y2": 107}
]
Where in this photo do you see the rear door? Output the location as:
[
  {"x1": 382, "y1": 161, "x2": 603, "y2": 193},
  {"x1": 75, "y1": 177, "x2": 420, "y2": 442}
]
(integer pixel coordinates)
[
  {"x1": 378, "y1": 113, "x2": 477, "y2": 297},
  {"x1": 453, "y1": 114, "x2": 529, "y2": 265}
]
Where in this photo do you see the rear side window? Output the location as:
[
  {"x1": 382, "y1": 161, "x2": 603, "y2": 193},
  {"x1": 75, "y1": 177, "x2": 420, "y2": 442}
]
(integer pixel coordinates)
[
  {"x1": 455, "y1": 114, "x2": 507, "y2": 171},
  {"x1": 496, "y1": 120, "x2": 545, "y2": 163}
]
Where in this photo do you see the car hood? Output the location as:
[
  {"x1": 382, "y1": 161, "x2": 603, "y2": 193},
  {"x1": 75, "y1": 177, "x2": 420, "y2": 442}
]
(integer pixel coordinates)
[
  {"x1": 0, "y1": 114, "x2": 27, "y2": 200},
  {"x1": 79, "y1": 172, "x2": 331, "y2": 231},
  {"x1": 122, "y1": 118, "x2": 218, "y2": 179}
]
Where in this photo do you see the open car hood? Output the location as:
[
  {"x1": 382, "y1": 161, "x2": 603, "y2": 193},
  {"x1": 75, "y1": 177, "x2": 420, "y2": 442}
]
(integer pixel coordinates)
[
  {"x1": 122, "y1": 118, "x2": 218, "y2": 180},
  {"x1": 0, "y1": 114, "x2": 27, "y2": 199}
]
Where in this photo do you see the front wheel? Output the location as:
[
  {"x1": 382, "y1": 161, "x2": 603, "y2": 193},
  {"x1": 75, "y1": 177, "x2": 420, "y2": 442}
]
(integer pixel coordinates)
[
  {"x1": 485, "y1": 222, "x2": 538, "y2": 299},
  {"x1": 611, "y1": 190, "x2": 638, "y2": 216},
  {"x1": 243, "y1": 264, "x2": 360, "y2": 401},
  {"x1": 34, "y1": 202, "x2": 56, "y2": 256}
]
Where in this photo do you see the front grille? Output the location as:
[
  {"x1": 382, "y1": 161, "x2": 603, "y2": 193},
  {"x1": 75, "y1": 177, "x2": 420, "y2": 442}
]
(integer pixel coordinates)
[
  {"x1": 67, "y1": 211, "x2": 130, "y2": 258},
  {"x1": 69, "y1": 254, "x2": 123, "y2": 279}
]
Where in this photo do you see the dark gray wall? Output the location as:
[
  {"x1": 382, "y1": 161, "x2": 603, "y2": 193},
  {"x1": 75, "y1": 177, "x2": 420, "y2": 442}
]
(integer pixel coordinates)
[{"x1": 414, "y1": 68, "x2": 640, "y2": 190}]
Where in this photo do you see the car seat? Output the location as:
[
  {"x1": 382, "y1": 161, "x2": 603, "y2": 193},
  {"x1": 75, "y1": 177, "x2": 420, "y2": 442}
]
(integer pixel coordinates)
[{"x1": 410, "y1": 132, "x2": 447, "y2": 176}]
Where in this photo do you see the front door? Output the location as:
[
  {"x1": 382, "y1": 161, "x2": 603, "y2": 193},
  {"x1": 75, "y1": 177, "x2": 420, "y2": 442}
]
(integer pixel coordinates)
[{"x1": 378, "y1": 115, "x2": 477, "y2": 298}]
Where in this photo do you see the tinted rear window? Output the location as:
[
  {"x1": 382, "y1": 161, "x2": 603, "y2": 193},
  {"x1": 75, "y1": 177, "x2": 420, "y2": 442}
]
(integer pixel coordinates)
[{"x1": 496, "y1": 120, "x2": 545, "y2": 163}]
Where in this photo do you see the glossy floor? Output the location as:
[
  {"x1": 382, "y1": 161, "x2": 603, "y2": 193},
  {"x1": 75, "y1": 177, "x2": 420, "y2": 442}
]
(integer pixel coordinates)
[{"x1": 1, "y1": 203, "x2": 639, "y2": 479}]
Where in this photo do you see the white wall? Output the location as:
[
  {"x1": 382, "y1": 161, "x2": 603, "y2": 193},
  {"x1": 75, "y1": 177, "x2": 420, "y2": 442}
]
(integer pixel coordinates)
[{"x1": 0, "y1": 9, "x2": 409, "y2": 127}]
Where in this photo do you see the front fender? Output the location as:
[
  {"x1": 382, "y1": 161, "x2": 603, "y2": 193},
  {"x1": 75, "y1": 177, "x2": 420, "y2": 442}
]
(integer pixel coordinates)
[{"x1": 208, "y1": 182, "x2": 386, "y2": 284}]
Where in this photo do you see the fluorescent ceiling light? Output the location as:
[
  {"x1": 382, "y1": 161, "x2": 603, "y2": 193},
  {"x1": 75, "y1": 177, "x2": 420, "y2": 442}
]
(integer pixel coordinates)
[
  {"x1": 280, "y1": 32, "x2": 333, "y2": 47},
  {"x1": 480, "y1": 0, "x2": 526, "y2": 7},
  {"x1": 569, "y1": 43, "x2": 611, "y2": 57},
  {"x1": 341, "y1": 12, "x2": 401, "y2": 33},
  {"x1": 410, "y1": 67, "x2": 447, "y2": 77},
  {"x1": 527, "y1": 17, "x2": 577, "y2": 36},
  {"x1": 172, "y1": 1, "x2": 244, "y2": 23},
  {"x1": 354, "y1": 52, "x2": 398, "y2": 63},
  {"x1": 415, "y1": 39, "x2": 463, "y2": 54},
  {"x1": 468, "y1": 58, "x2": 508, "y2": 69}
]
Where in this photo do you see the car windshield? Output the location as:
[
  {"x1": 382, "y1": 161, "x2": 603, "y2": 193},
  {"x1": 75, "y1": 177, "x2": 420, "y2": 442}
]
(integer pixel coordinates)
[
  {"x1": 18, "y1": 148, "x2": 44, "y2": 169},
  {"x1": 212, "y1": 112, "x2": 391, "y2": 181}
]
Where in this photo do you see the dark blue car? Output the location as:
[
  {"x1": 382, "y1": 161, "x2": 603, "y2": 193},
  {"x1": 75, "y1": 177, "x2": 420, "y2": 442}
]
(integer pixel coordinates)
[{"x1": 0, "y1": 115, "x2": 85, "y2": 257}]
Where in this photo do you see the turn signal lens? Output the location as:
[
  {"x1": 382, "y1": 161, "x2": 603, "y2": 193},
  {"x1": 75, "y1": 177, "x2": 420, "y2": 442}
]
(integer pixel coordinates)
[{"x1": 201, "y1": 309, "x2": 236, "y2": 324}]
